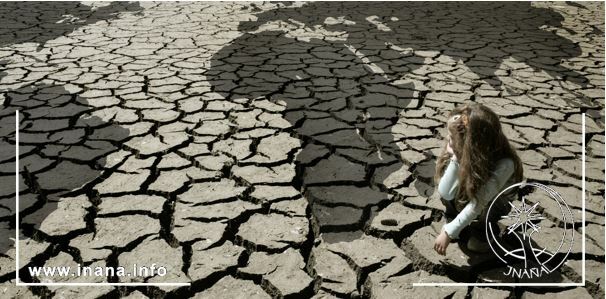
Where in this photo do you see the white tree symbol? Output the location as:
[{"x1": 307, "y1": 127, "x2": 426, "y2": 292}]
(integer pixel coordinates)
[{"x1": 486, "y1": 182, "x2": 575, "y2": 275}]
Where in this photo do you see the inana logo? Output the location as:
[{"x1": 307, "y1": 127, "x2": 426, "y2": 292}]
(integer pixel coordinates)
[{"x1": 485, "y1": 182, "x2": 575, "y2": 280}]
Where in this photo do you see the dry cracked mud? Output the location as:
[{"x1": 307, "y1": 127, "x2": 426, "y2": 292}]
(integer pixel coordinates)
[{"x1": 0, "y1": 1, "x2": 604, "y2": 299}]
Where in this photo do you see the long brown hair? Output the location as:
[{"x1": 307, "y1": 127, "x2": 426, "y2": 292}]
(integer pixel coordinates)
[{"x1": 434, "y1": 103, "x2": 523, "y2": 210}]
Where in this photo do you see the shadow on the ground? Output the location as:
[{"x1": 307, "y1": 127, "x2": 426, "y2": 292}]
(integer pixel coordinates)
[
  {"x1": 0, "y1": 3, "x2": 140, "y2": 281},
  {"x1": 208, "y1": 2, "x2": 590, "y2": 243},
  {"x1": 0, "y1": 1, "x2": 142, "y2": 50},
  {"x1": 0, "y1": 80, "x2": 131, "y2": 281}
]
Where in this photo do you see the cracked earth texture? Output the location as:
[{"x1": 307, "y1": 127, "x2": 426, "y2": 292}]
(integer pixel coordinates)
[{"x1": 0, "y1": 1, "x2": 604, "y2": 298}]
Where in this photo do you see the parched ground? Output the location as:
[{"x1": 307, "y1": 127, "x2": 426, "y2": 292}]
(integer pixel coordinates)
[{"x1": 0, "y1": 1, "x2": 604, "y2": 298}]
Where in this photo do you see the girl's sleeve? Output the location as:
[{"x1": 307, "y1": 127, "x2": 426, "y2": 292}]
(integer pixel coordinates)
[
  {"x1": 437, "y1": 159, "x2": 460, "y2": 201},
  {"x1": 442, "y1": 158, "x2": 515, "y2": 239}
]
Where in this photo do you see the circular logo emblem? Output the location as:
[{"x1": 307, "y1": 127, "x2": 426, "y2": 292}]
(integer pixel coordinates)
[{"x1": 485, "y1": 182, "x2": 575, "y2": 279}]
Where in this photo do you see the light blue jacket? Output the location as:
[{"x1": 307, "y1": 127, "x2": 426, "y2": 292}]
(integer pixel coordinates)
[{"x1": 438, "y1": 158, "x2": 515, "y2": 239}]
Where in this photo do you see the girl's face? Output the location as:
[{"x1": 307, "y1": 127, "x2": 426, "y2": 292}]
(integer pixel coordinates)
[
  {"x1": 447, "y1": 113, "x2": 466, "y2": 135},
  {"x1": 447, "y1": 114, "x2": 461, "y2": 127},
  {"x1": 447, "y1": 113, "x2": 466, "y2": 155}
]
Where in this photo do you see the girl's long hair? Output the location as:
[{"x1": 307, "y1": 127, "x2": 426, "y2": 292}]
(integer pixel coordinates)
[{"x1": 434, "y1": 103, "x2": 524, "y2": 210}]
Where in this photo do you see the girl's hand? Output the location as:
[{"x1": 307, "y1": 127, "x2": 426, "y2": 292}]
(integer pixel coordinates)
[
  {"x1": 433, "y1": 229, "x2": 451, "y2": 255},
  {"x1": 446, "y1": 137, "x2": 457, "y2": 161}
]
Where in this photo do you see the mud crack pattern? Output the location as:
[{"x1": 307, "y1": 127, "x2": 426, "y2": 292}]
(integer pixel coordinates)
[{"x1": 0, "y1": 2, "x2": 604, "y2": 298}]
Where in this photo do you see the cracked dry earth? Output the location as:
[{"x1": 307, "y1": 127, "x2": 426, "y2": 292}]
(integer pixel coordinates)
[{"x1": 0, "y1": 1, "x2": 604, "y2": 299}]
